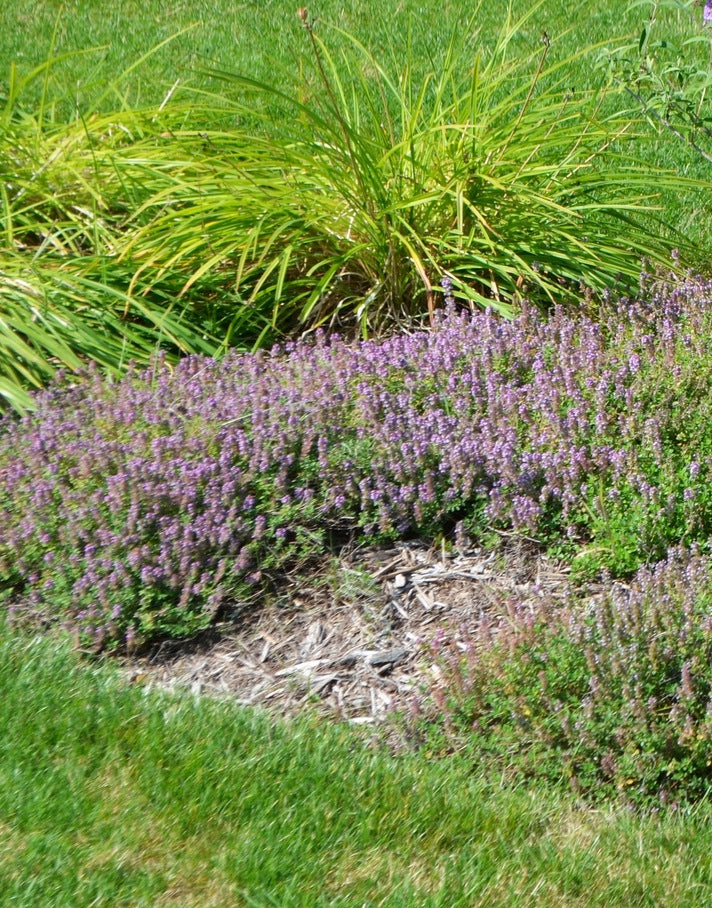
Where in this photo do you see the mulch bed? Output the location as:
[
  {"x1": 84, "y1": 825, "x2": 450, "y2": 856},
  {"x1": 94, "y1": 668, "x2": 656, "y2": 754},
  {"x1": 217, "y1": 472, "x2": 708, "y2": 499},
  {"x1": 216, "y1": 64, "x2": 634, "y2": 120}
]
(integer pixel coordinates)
[{"x1": 121, "y1": 537, "x2": 585, "y2": 727}]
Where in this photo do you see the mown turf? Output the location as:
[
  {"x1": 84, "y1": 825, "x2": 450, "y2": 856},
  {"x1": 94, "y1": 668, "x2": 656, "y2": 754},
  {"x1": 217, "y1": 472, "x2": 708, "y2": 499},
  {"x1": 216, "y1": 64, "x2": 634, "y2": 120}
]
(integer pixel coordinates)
[
  {"x1": 6, "y1": 0, "x2": 702, "y2": 125},
  {"x1": 2, "y1": 617, "x2": 712, "y2": 907},
  {"x1": 0, "y1": 0, "x2": 677, "y2": 110}
]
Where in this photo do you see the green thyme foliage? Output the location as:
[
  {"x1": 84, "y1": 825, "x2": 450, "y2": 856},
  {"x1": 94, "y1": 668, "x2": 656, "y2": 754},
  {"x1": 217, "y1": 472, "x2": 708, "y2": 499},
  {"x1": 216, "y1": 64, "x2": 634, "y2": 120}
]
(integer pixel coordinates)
[
  {"x1": 420, "y1": 548, "x2": 712, "y2": 805},
  {"x1": 571, "y1": 288, "x2": 712, "y2": 577}
]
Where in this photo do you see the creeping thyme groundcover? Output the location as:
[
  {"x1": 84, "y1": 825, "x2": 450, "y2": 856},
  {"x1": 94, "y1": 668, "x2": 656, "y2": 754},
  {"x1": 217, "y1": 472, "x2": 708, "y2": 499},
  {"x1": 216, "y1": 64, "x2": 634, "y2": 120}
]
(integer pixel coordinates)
[{"x1": 3, "y1": 277, "x2": 712, "y2": 649}]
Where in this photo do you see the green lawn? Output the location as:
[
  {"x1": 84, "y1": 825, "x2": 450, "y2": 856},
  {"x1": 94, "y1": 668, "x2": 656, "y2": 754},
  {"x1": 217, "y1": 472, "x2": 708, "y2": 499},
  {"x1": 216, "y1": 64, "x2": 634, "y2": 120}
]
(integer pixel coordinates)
[
  {"x1": 2, "y1": 617, "x2": 712, "y2": 907},
  {"x1": 0, "y1": 0, "x2": 642, "y2": 108}
]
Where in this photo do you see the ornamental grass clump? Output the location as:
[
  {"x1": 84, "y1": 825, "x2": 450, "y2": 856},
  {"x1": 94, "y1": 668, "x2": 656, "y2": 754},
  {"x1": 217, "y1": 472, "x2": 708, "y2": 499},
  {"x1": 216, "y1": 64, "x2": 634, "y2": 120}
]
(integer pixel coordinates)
[
  {"x1": 421, "y1": 548, "x2": 712, "y2": 805},
  {"x1": 123, "y1": 2, "x2": 690, "y2": 342},
  {"x1": 0, "y1": 46, "x2": 218, "y2": 413},
  {"x1": 3, "y1": 276, "x2": 712, "y2": 649}
]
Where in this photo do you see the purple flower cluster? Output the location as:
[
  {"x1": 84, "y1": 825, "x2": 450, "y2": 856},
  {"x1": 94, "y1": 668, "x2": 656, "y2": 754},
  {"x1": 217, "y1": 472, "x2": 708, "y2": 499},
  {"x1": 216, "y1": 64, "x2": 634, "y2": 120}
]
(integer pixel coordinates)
[
  {"x1": 426, "y1": 546, "x2": 712, "y2": 804},
  {"x1": 2, "y1": 276, "x2": 712, "y2": 647}
]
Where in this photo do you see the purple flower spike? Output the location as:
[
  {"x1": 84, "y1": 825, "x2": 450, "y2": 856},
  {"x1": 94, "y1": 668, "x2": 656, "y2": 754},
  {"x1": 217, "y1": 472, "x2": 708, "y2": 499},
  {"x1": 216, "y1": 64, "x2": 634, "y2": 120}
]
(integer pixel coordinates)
[
  {"x1": 441, "y1": 275, "x2": 455, "y2": 308},
  {"x1": 705, "y1": 0, "x2": 712, "y2": 24}
]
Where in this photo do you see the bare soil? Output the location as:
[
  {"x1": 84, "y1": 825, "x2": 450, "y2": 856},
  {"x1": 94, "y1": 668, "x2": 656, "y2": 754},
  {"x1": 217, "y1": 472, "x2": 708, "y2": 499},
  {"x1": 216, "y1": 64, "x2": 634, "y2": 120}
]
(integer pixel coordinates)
[{"x1": 121, "y1": 538, "x2": 585, "y2": 728}]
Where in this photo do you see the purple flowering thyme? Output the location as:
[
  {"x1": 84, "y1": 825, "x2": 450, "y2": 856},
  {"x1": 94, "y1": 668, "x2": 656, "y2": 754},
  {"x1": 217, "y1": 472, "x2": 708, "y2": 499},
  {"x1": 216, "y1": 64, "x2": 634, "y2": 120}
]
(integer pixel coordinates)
[
  {"x1": 3, "y1": 277, "x2": 712, "y2": 647},
  {"x1": 426, "y1": 547, "x2": 712, "y2": 804}
]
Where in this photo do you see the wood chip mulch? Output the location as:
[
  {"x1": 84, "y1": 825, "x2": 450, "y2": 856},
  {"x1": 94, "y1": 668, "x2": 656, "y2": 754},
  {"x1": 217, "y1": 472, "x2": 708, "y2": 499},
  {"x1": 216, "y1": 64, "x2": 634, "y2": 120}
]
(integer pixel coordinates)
[{"x1": 121, "y1": 538, "x2": 584, "y2": 728}]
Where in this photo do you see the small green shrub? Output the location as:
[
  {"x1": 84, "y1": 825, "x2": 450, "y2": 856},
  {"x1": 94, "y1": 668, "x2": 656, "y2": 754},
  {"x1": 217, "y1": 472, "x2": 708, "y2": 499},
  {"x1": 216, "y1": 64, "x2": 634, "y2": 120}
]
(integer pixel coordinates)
[{"x1": 602, "y1": 0, "x2": 712, "y2": 167}]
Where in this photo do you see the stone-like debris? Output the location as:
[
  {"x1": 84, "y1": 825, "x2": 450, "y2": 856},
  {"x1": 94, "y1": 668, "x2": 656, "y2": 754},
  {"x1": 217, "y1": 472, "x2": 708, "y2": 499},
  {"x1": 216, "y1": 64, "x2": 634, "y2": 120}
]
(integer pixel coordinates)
[{"x1": 121, "y1": 537, "x2": 584, "y2": 728}]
